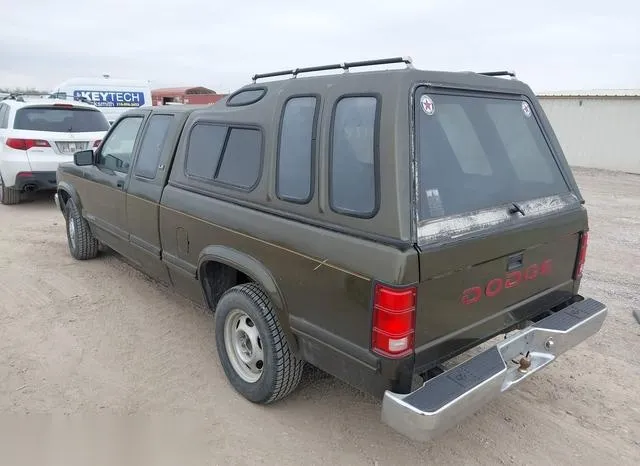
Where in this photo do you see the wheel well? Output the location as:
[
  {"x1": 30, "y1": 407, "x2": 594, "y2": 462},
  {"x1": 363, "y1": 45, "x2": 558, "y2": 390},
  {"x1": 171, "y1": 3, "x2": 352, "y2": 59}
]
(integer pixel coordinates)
[
  {"x1": 200, "y1": 261, "x2": 252, "y2": 312},
  {"x1": 58, "y1": 189, "x2": 70, "y2": 211}
]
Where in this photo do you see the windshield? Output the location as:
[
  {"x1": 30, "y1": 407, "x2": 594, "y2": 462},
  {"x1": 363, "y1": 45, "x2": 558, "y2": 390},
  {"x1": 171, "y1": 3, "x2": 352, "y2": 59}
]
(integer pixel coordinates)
[
  {"x1": 415, "y1": 91, "x2": 569, "y2": 221},
  {"x1": 13, "y1": 106, "x2": 109, "y2": 133}
]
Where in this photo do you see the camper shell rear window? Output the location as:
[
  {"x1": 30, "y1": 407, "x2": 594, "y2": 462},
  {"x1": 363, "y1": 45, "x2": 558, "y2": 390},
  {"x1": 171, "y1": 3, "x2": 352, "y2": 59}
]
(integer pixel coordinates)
[{"x1": 414, "y1": 89, "x2": 569, "y2": 222}]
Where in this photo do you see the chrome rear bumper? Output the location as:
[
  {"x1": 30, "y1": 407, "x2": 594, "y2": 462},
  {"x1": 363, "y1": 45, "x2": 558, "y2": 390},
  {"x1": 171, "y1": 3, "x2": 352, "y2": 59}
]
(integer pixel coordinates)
[{"x1": 381, "y1": 298, "x2": 607, "y2": 442}]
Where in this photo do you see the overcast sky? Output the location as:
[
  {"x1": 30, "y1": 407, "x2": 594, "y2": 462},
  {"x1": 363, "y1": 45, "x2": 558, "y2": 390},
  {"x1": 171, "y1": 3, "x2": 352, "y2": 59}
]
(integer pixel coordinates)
[{"x1": 1, "y1": 0, "x2": 639, "y2": 93}]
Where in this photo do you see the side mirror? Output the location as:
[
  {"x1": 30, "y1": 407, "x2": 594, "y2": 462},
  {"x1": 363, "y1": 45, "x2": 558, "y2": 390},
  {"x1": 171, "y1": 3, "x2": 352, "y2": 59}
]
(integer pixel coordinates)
[{"x1": 74, "y1": 149, "x2": 94, "y2": 166}]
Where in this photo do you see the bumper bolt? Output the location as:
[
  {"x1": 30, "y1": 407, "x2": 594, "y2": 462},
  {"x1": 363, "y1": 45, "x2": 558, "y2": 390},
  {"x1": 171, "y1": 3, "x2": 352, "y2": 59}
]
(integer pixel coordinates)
[
  {"x1": 545, "y1": 338, "x2": 555, "y2": 350},
  {"x1": 512, "y1": 351, "x2": 532, "y2": 373}
]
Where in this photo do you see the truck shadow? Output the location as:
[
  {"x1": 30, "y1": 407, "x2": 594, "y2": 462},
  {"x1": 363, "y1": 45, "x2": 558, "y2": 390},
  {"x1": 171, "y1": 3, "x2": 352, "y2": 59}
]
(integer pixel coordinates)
[{"x1": 19, "y1": 190, "x2": 58, "y2": 207}]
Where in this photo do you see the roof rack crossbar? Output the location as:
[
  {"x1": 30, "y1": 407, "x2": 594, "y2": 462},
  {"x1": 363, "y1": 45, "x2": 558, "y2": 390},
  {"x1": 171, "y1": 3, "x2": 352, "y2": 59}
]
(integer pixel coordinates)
[
  {"x1": 52, "y1": 94, "x2": 93, "y2": 103},
  {"x1": 478, "y1": 70, "x2": 517, "y2": 78},
  {"x1": 252, "y1": 56, "x2": 413, "y2": 83},
  {"x1": 46, "y1": 92, "x2": 96, "y2": 105}
]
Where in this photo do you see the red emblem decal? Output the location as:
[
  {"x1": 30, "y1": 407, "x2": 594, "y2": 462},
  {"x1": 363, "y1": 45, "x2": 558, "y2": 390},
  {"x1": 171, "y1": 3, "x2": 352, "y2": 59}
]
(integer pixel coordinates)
[{"x1": 461, "y1": 259, "x2": 553, "y2": 305}]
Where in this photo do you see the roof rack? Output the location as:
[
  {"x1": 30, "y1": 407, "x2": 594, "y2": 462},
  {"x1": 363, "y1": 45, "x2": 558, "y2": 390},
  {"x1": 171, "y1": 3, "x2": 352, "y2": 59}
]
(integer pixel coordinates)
[
  {"x1": 1, "y1": 93, "x2": 26, "y2": 102},
  {"x1": 1, "y1": 92, "x2": 96, "y2": 105},
  {"x1": 252, "y1": 56, "x2": 414, "y2": 83},
  {"x1": 478, "y1": 70, "x2": 517, "y2": 78},
  {"x1": 48, "y1": 93, "x2": 95, "y2": 105}
]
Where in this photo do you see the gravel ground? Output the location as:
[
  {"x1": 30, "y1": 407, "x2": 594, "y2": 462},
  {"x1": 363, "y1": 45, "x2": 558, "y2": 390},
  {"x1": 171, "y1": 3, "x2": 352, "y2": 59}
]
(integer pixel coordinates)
[{"x1": 0, "y1": 167, "x2": 638, "y2": 465}]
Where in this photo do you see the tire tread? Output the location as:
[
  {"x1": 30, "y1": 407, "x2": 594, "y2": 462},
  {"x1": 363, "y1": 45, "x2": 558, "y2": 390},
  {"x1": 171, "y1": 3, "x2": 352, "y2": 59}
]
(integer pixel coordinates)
[
  {"x1": 226, "y1": 283, "x2": 303, "y2": 403},
  {"x1": 65, "y1": 200, "x2": 99, "y2": 260},
  {"x1": 1, "y1": 185, "x2": 21, "y2": 205}
]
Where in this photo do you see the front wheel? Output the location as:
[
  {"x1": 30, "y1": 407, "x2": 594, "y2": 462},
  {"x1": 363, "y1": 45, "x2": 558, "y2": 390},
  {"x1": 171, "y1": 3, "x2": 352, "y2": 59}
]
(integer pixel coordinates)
[
  {"x1": 215, "y1": 283, "x2": 304, "y2": 404},
  {"x1": 64, "y1": 199, "x2": 99, "y2": 260}
]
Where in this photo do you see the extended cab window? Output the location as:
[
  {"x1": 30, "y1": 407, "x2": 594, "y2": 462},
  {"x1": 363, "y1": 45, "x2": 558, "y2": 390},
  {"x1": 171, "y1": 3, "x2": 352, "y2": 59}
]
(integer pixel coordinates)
[
  {"x1": 415, "y1": 91, "x2": 569, "y2": 221},
  {"x1": 97, "y1": 116, "x2": 144, "y2": 173},
  {"x1": 134, "y1": 114, "x2": 174, "y2": 179},
  {"x1": 330, "y1": 96, "x2": 378, "y2": 217},
  {"x1": 216, "y1": 128, "x2": 262, "y2": 189},
  {"x1": 277, "y1": 97, "x2": 317, "y2": 202},
  {"x1": 185, "y1": 125, "x2": 262, "y2": 190},
  {"x1": 185, "y1": 124, "x2": 227, "y2": 179}
]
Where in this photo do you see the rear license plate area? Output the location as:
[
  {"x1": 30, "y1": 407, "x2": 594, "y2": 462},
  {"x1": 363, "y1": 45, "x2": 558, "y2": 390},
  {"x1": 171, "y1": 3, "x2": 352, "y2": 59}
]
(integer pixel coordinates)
[{"x1": 56, "y1": 141, "x2": 88, "y2": 154}]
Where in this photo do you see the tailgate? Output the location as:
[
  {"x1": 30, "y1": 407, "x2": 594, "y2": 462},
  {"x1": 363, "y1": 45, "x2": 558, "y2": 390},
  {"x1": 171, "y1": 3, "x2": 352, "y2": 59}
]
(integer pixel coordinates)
[
  {"x1": 414, "y1": 200, "x2": 585, "y2": 359},
  {"x1": 8, "y1": 129, "x2": 104, "y2": 172}
]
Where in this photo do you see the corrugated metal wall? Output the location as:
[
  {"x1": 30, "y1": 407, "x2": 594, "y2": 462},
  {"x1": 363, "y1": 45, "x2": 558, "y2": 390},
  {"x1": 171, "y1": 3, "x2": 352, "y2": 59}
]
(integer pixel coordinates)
[{"x1": 538, "y1": 96, "x2": 640, "y2": 174}]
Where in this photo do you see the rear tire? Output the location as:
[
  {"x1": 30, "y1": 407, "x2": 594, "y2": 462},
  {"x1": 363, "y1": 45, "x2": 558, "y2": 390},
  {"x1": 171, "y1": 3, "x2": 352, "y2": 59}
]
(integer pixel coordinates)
[
  {"x1": 0, "y1": 175, "x2": 21, "y2": 205},
  {"x1": 64, "y1": 199, "x2": 99, "y2": 260},
  {"x1": 215, "y1": 283, "x2": 304, "y2": 404}
]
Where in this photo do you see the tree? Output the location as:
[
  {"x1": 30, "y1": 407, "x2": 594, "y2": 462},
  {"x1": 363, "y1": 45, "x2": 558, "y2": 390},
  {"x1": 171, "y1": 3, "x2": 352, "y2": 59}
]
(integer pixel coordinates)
[{"x1": 0, "y1": 86, "x2": 49, "y2": 95}]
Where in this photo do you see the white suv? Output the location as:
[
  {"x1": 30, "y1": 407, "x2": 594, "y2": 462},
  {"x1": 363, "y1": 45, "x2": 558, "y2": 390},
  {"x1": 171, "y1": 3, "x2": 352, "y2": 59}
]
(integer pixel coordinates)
[{"x1": 0, "y1": 95, "x2": 109, "y2": 205}]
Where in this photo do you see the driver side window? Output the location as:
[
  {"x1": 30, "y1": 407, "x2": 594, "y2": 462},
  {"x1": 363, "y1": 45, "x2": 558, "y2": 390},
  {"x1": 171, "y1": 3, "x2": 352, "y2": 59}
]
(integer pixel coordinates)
[{"x1": 97, "y1": 116, "x2": 144, "y2": 173}]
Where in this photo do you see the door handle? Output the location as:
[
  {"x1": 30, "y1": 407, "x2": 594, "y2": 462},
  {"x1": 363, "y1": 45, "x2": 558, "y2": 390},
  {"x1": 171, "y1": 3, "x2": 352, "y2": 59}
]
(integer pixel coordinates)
[{"x1": 116, "y1": 180, "x2": 125, "y2": 189}]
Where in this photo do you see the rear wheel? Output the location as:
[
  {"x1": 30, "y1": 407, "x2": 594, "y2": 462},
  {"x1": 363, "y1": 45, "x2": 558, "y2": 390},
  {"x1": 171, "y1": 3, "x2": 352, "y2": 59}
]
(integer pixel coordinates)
[
  {"x1": 0, "y1": 174, "x2": 21, "y2": 205},
  {"x1": 215, "y1": 283, "x2": 304, "y2": 404},
  {"x1": 64, "y1": 199, "x2": 99, "y2": 260}
]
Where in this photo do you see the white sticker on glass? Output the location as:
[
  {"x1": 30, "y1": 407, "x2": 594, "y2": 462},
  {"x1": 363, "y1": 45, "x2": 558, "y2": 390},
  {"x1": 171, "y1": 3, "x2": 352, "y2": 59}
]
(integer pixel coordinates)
[{"x1": 420, "y1": 95, "x2": 435, "y2": 115}]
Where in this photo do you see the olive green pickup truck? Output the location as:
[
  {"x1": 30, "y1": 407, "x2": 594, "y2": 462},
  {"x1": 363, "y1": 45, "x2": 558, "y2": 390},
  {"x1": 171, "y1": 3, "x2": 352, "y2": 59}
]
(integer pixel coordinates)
[{"x1": 54, "y1": 57, "x2": 606, "y2": 441}]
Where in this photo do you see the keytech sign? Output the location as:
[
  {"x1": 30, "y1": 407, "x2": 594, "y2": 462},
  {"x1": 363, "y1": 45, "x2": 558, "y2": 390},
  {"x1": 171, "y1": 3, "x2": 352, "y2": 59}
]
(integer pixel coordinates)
[{"x1": 73, "y1": 90, "x2": 146, "y2": 108}]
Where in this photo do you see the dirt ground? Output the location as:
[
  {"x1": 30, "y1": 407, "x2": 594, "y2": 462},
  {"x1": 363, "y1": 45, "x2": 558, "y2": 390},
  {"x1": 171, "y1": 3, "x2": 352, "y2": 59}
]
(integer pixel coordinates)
[{"x1": 0, "y1": 168, "x2": 638, "y2": 465}]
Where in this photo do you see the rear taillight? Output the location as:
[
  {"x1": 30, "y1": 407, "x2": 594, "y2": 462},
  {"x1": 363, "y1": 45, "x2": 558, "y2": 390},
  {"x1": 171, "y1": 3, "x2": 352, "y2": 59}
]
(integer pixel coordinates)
[
  {"x1": 93, "y1": 140, "x2": 101, "y2": 148},
  {"x1": 6, "y1": 138, "x2": 51, "y2": 150},
  {"x1": 574, "y1": 232, "x2": 589, "y2": 279},
  {"x1": 371, "y1": 283, "x2": 416, "y2": 358}
]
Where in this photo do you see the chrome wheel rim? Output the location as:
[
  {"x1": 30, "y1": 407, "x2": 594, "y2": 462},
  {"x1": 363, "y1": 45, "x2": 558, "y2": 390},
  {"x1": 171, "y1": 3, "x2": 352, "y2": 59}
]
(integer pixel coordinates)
[
  {"x1": 224, "y1": 309, "x2": 264, "y2": 383},
  {"x1": 68, "y1": 217, "x2": 77, "y2": 250}
]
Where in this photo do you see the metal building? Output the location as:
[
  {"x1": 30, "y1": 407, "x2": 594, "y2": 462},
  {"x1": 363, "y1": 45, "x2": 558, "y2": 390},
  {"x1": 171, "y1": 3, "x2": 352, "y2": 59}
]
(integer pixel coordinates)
[
  {"x1": 537, "y1": 90, "x2": 640, "y2": 174},
  {"x1": 151, "y1": 86, "x2": 225, "y2": 106}
]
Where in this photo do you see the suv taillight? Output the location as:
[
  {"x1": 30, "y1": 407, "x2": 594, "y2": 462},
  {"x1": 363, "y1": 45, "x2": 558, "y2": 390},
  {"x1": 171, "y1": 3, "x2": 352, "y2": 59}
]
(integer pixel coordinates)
[
  {"x1": 6, "y1": 138, "x2": 50, "y2": 150},
  {"x1": 371, "y1": 283, "x2": 416, "y2": 358},
  {"x1": 574, "y1": 232, "x2": 589, "y2": 279}
]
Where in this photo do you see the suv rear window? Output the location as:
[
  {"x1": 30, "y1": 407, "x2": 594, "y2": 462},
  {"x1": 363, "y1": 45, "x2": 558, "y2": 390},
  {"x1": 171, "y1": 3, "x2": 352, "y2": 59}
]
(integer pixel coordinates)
[
  {"x1": 415, "y1": 91, "x2": 569, "y2": 221},
  {"x1": 13, "y1": 106, "x2": 109, "y2": 133}
]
